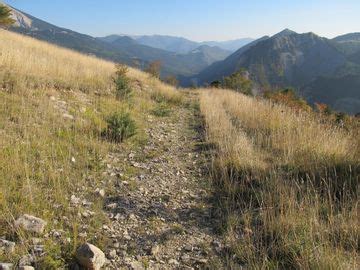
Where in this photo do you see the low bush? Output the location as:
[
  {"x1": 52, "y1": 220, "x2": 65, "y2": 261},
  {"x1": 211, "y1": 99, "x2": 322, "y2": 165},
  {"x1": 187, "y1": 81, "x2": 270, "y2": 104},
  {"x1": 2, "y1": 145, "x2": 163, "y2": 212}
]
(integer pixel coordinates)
[
  {"x1": 113, "y1": 64, "x2": 132, "y2": 99},
  {"x1": 151, "y1": 102, "x2": 171, "y2": 117},
  {"x1": 105, "y1": 111, "x2": 137, "y2": 142}
]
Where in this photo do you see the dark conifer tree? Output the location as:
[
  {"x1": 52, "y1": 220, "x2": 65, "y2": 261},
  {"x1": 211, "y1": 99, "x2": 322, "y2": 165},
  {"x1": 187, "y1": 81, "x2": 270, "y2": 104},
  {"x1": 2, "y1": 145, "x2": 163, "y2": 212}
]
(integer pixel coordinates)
[{"x1": 0, "y1": 4, "x2": 15, "y2": 27}]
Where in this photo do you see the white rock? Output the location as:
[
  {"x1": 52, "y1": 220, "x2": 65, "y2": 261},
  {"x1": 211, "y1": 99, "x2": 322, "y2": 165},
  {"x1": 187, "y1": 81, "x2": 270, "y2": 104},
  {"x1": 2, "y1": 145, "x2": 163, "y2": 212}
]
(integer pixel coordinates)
[
  {"x1": 76, "y1": 243, "x2": 105, "y2": 270},
  {"x1": 129, "y1": 214, "x2": 137, "y2": 222},
  {"x1": 95, "y1": 188, "x2": 105, "y2": 198},
  {"x1": 0, "y1": 263, "x2": 13, "y2": 270},
  {"x1": 106, "y1": 203, "x2": 117, "y2": 209},
  {"x1": 19, "y1": 266, "x2": 35, "y2": 270},
  {"x1": 15, "y1": 215, "x2": 47, "y2": 234},
  {"x1": 168, "y1": 259, "x2": 179, "y2": 265},
  {"x1": 70, "y1": 195, "x2": 81, "y2": 205},
  {"x1": 184, "y1": 244, "x2": 193, "y2": 252},
  {"x1": 108, "y1": 249, "x2": 117, "y2": 259},
  {"x1": 31, "y1": 238, "x2": 43, "y2": 245},
  {"x1": 63, "y1": 113, "x2": 74, "y2": 120},
  {"x1": 130, "y1": 261, "x2": 144, "y2": 270},
  {"x1": 151, "y1": 245, "x2": 160, "y2": 256},
  {"x1": 0, "y1": 239, "x2": 15, "y2": 253},
  {"x1": 18, "y1": 255, "x2": 34, "y2": 267}
]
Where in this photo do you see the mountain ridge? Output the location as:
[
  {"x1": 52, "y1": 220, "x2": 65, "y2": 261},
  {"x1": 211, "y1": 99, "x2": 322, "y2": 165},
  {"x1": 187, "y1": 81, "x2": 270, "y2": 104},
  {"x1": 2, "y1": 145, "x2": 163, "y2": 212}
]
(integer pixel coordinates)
[
  {"x1": 7, "y1": 4, "x2": 232, "y2": 78},
  {"x1": 99, "y1": 34, "x2": 254, "y2": 54},
  {"x1": 187, "y1": 29, "x2": 360, "y2": 114}
]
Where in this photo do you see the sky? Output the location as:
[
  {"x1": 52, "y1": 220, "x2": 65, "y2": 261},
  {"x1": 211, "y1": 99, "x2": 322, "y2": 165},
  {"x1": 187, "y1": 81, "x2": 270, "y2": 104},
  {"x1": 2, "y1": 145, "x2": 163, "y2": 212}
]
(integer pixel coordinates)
[{"x1": 3, "y1": 0, "x2": 360, "y2": 41}]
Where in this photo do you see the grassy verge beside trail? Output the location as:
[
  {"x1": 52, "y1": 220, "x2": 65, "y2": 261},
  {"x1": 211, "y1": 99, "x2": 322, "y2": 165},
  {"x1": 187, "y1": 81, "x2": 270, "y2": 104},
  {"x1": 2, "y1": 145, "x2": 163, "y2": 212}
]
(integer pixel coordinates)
[{"x1": 199, "y1": 89, "x2": 359, "y2": 269}]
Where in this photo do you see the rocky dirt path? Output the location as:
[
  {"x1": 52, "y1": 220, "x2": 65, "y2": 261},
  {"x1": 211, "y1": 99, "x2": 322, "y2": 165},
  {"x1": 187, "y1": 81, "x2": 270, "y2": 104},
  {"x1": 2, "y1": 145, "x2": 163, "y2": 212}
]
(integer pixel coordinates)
[{"x1": 101, "y1": 93, "x2": 225, "y2": 269}]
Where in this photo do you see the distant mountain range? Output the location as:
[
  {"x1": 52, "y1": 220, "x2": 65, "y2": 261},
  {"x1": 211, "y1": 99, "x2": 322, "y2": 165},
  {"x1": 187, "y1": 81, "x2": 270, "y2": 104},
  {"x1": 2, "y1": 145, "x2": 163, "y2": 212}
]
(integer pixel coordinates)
[
  {"x1": 99, "y1": 35, "x2": 254, "y2": 54},
  {"x1": 186, "y1": 29, "x2": 360, "y2": 114},
  {"x1": 8, "y1": 5, "x2": 238, "y2": 77},
  {"x1": 6, "y1": 4, "x2": 360, "y2": 114}
]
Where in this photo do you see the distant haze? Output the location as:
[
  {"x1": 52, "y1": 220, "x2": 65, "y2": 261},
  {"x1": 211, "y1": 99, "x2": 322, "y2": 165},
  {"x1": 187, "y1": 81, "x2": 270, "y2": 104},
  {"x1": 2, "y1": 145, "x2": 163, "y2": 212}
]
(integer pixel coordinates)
[{"x1": 3, "y1": 0, "x2": 360, "y2": 41}]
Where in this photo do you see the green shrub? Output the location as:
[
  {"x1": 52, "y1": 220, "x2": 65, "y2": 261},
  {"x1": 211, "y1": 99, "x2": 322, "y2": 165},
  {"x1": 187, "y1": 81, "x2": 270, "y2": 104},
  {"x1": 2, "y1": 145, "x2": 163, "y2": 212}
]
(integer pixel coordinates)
[
  {"x1": 223, "y1": 69, "x2": 253, "y2": 95},
  {"x1": 105, "y1": 112, "x2": 137, "y2": 142},
  {"x1": 151, "y1": 102, "x2": 171, "y2": 117},
  {"x1": 113, "y1": 64, "x2": 132, "y2": 99}
]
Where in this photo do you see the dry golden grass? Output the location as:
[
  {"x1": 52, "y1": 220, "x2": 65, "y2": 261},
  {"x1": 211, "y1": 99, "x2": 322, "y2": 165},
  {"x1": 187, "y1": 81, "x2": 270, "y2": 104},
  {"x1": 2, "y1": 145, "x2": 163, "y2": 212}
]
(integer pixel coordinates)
[
  {"x1": 0, "y1": 29, "x2": 181, "y2": 102},
  {"x1": 202, "y1": 89, "x2": 358, "y2": 171},
  {"x1": 0, "y1": 30, "x2": 181, "y2": 267},
  {"x1": 200, "y1": 90, "x2": 267, "y2": 172},
  {"x1": 0, "y1": 29, "x2": 114, "y2": 92},
  {"x1": 199, "y1": 89, "x2": 359, "y2": 269}
]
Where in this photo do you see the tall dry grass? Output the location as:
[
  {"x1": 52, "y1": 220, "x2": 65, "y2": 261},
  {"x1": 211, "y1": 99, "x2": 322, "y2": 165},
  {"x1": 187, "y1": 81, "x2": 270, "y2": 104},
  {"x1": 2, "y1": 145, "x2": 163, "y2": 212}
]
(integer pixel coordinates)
[
  {"x1": 0, "y1": 29, "x2": 114, "y2": 92},
  {"x1": 199, "y1": 89, "x2": 359, "y2": 269},
  {"x1": 0, "y1": 29, "x2": 182, "y2": 102}
]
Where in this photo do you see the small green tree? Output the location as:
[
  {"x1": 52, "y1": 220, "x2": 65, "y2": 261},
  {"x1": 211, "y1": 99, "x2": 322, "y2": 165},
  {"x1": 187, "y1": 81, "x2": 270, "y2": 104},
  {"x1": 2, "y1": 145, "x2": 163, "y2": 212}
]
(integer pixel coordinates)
[
  {"x1": 223, "y1": 69, "x2": 253, "y2": 95},
  {"x1": 210, "y1": 80, "x2": 221, "y2": 88},
  {"x1": 0, "y1": 4, "x2": 15, "y2": 28},
  {"x1": 146, "y1": 61, "x2": 162, "y2": 79},
  {"x1": 105, "y1": 111, "x2": 137, "y2": 142},
  {"x1": 113, "y1": 64, "x2": 132, "y2": 99}
]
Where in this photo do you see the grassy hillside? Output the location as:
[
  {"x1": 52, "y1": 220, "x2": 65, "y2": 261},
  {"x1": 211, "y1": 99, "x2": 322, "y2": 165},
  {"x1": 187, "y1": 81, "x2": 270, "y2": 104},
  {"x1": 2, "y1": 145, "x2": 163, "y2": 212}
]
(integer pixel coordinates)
[
  {"x1": 199, "y1": 89, "x2": 359, "y2": 269},
  {"x1": 0, "y1": 29, "x2": 181, "y2": 268}
]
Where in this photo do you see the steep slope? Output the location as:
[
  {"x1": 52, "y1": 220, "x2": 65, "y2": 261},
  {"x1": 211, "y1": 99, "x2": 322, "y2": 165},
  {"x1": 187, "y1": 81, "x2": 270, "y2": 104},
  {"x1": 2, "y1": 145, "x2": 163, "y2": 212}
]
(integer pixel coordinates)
[
  {"x1": 303, "y1": 75, "x2": 360, "y2": 114},
  {"x1": 238, "y1": 31, "x2": 346, "y2": 87},
  {"x1": 191, "y1": 29, "x2": 360, "y2": 113},
  {"x1": 189, "y1": 45, "x2": 231, "y2": 65},
  {"x1": 352, "y1": 50, "x2": 360, "y2": 64},
  {"x1": 184, "y1": 36, "x2": 270, "y2": 85},
  {"x1": 193, "y1": 30, "x2": 346, "y2": 87},
  {"x1": 333, "y1": 33, "x2": 360, "y2": 56},
  {"x1": 9, "y1": 5, "x2": 133, "y2": 60}
]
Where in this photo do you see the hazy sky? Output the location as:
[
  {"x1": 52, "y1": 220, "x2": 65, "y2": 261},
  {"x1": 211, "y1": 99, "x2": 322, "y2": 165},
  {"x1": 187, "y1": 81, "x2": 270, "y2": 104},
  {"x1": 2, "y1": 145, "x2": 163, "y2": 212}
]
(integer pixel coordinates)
[{"x1": 4, "y1": 0, "x2": 360, "y2": 41}]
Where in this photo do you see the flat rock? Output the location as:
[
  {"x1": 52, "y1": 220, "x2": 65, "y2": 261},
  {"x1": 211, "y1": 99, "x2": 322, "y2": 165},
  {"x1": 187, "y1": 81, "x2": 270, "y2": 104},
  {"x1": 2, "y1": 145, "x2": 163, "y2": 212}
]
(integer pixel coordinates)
[
  {"x1": 130, "y1": 261, "x2": 145, "y2": 270},
  {"x1": 151, "y1": 245, "x2": 160, "y2": 256},
  {"x1": 95, "y1": 188, "x2": 105, "y2": 198},
  {"x1": 15, "y1": 215, "x2": 47, "y2": 234},
  {"x1": 0, "y1": 263, "x2": 13, "y2": 270},
  {"x1": 70, "y1": 195, "x2": 81, "y2": 205},
  {"x1": 76, "y1": 243, "x2": 105, "y2": 270},
  {"x1": 108, "y1": 249, "x2": 117, "y2": 259},
  {"x1": 63, "y1": 113, "x2": 74, "y2": 120},
  {"x1": 168, "y1": 259, "x2": 179, "y2": 265},
  {"x1": 0, "y1": 239, "x2": 15, "y2": 253},
  {"x1": 19, "y1": 267, "x2": 35, "y2": 270},
  {"x1": 18, "y1": 255, "x2": 34, "y2": 267}
]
